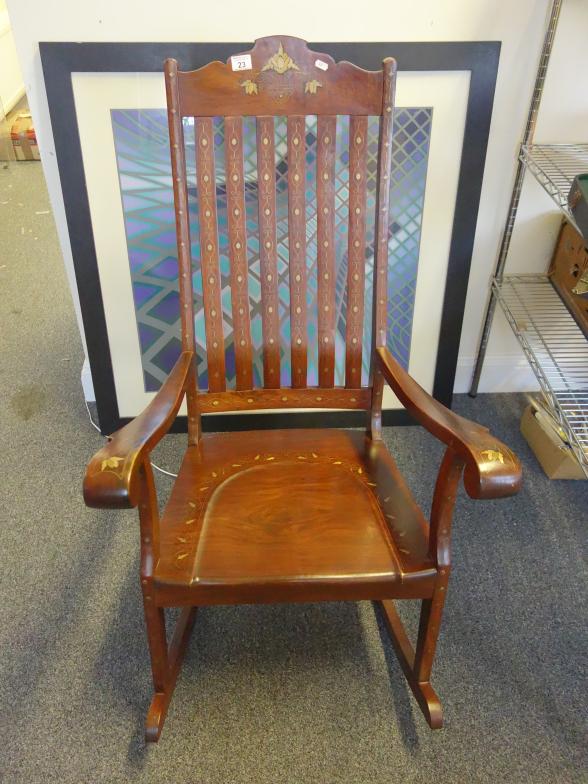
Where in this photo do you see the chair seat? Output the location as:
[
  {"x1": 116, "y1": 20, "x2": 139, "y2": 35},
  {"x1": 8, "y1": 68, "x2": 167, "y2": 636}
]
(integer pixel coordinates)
[{"x1": 153, "y1": 429, "x2": 437, "y2": 605}]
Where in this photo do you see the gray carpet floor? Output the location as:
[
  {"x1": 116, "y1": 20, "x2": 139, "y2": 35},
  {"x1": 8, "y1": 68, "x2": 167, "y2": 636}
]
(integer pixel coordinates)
[{"x1": 1, "y1": 162, "x2": 586, "y2": 784}]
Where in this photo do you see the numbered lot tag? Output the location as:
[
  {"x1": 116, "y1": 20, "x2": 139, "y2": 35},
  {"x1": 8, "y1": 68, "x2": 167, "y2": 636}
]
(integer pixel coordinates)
[
  {"x1": 315, "y1": 59, "x2": 329, "y2": 71},
  {"x1": 231, "y1": 54, "x2": 252, "y2": 72}
]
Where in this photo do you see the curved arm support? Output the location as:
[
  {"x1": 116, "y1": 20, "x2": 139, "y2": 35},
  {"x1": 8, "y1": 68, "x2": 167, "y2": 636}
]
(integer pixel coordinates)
[
  {"x1": 375, "y1": 347, "x2": 521, "y2": 499},
  {"x1": 83, "y1": 352, "x2": 194, "y2": 509}
]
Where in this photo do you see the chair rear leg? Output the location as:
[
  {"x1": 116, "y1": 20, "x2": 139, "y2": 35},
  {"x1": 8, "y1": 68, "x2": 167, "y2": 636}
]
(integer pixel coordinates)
[{"x1": 143, "y1": 599, "x2": 197, "y2": 742}]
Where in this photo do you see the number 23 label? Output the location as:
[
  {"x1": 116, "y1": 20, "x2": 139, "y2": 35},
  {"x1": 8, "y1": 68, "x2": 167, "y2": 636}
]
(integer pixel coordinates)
[{"x1": 231, "y1": 54, "x2": 252, "y2": 72}]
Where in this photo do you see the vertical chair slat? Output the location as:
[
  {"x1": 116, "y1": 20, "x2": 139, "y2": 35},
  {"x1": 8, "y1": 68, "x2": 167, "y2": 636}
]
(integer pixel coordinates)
[
  {"x1": 287, "y1": 116, "x2": 308, "y2": 388},
  {"x1": 195, "y1": 117, "x2": 226, "y2": 392},
  {"x1": 372, "y1": 60, "x2": 397, "y2": 353},
  {"x1": 369, "y1": 58, "x2": 397, "y2": 438},
  {"x1": 225, "y1": 117, "x2": 253, "y2": 390},
  {"x1": 256, "y1": 116, "x2": 281, "y2": 388},
  {"x1": 164, "y1": 60, "x2": 199, "y2": 444},
  {"x1": 345, "y1": 116, "x2": 368, "y2": 388},
  {"x1": 316, "y1": 115, "x2": 337, "y2": 387}
]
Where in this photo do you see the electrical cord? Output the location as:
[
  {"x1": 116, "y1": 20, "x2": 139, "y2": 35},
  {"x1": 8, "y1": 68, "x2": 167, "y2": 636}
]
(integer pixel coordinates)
[{"x1": 84, "y1": 398, "x2": 178, "y2": 478}]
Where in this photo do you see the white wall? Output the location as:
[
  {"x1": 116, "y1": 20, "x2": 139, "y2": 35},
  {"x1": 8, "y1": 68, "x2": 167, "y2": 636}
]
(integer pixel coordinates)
[
  {"x1": 0, "y1": 0, "x2": 24, "y2": 115},
  {"x1": 455, "y1": 0, "x2": 588, "y2": 392},
  {"x1": 5, "y1": 0, "x2": 588, "y2": 398}
]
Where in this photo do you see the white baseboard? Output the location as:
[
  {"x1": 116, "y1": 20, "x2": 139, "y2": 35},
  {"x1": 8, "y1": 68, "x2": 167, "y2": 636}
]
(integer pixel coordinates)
[
  {"x1": 454, "y1": 354, "x2": 540, "y2": 394},
  {"x1": 80, "y1": 351, "x2": 537, "y2": 405},
  {"x1": 81, "y1": 358, "x2": 96, "y2": 402}
]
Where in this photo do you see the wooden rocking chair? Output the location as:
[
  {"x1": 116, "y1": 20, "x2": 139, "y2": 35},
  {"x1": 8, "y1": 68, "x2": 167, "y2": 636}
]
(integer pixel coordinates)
[{"x1": 83, "y1": 36, "x2": 521, "y2": 741}]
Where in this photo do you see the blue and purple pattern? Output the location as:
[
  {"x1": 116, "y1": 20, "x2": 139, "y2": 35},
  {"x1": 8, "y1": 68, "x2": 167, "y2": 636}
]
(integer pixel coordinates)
[{"x1": 112, "y1": 108, "x2": 432, "y2": 390}]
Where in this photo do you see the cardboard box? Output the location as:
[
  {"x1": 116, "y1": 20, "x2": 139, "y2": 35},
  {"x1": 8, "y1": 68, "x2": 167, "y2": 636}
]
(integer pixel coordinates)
[
  {"x1": 10, "y1": 112, "x2": 40, "y2": 161},
  {"x1": 520, "y1": 403, "x2": 586, "y2": 480},
  {"x1": 548, "y1": 221, "x2": 588, "y2": 339},
  {"x1": 568, "y1": 173, "x2": 588, "y2": 240}
]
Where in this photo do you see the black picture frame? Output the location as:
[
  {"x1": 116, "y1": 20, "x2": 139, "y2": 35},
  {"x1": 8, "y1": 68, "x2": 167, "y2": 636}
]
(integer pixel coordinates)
[{"x1": 40, "y1": 40, "x2": 500, "y2": 434}]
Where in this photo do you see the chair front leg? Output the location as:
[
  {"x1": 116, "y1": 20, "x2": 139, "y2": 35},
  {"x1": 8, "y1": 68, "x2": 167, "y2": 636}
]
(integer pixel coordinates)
[
  {"x1": 137, "y1": 460, "x2": 197, "y2": 742},
  {"x1": 145, "y1": 605, "x2": 197, "y2": 742},
  {"x1": 414, "y1": 447, "x2": 464, "y2": 683},
  {"x1": 378, "y1": 599, "x2": 443, "y2": 728},
  {"x1": 379, "y1": 448, "x2": 464, "y2": 728},
  {"x1": 137, "y1": 461, "x2": 168, "y2": 689},
  {"x1": 414, "y1": 595, "x2": 446, "y2": 685},
  {"x1": 143, "y1": 603, "x2": 169, "y2": 695}
]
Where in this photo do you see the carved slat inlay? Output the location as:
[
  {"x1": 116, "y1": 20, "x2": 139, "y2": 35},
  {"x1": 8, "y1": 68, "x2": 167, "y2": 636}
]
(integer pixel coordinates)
[
  {"x1": 316, "y1": 115, "x2": 337, "y2": 387},
  {"x1": 345, "y1": 116, "x2": 368, "y2": 388},
  {"x1": 225, "y1": 117, "x2": 253, "y2": 390},
  {"x1": 256, "y1": 116, "x2": 281, "y2": 388},
  {"x1": 287, "y1": 116, "x2": 308, "y2": 387},
  {"x1": 195, "y1": 117, "x2": 226, "y2": 391}
]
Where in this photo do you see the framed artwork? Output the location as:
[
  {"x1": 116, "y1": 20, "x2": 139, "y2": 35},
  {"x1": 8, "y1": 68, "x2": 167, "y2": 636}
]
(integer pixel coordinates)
[{"x1": 41, "y1": 41, "x2": 500, "y2": 433}]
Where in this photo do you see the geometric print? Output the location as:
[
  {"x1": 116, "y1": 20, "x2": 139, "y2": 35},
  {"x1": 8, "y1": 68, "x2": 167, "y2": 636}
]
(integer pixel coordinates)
[{"x1": 111, "y1": 108, "x2": 432, "y2": 391}]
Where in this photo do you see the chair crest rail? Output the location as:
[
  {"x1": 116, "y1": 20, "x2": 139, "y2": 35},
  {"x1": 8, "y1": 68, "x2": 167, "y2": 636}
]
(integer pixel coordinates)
[{"x1": 174, "y1": 36, "x2": 385, "y2": 117}]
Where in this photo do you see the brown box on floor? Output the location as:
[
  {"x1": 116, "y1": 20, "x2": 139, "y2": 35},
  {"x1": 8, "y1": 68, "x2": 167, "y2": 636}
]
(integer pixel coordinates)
[
  {"x1": 548, "y1": 221, "x2": 588, "y2": 339},
  {"x1": 10, "y1": 113, "x2": 40, "y2": 161},
  {"x1": 520, "y1": 403, "x2": 585, "y2": 480}
]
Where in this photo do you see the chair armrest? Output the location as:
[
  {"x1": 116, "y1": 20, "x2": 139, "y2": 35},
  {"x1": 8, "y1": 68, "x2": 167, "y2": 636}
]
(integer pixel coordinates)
[
  {"x1": 375, "y1": 346, "x2": 521, "y2": 499},
  {"x1": 83, "y1": 351, "x2": 193, "y2": 509}
]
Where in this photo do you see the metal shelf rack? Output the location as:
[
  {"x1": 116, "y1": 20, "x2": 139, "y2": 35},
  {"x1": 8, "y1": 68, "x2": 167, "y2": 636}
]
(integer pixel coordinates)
[
  {"x1": 470, "y1": 0, "x2": 588, "y2": 477},
  {"x1": 520, "y1": 143, "x2": 588, "y2": 232},
  {"x1": 494, "y1": 274, "x2": 588, "y2": 473}
]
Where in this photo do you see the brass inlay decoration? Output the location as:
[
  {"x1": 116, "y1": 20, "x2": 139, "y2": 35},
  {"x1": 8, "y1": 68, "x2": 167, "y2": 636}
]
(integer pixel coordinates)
[
  {"x1": 481, "y1": 449, "x2": 505, "y2": 464},
  {"x1": 100, "y1": 456, "x2": 123, "y2": 472},
  {"x1": 96, "y1": 455, "x2": 125, "y2": 480},
  {"x1": 304, "y1": 79, "x2": 322, "y2": 94},
  {"x1": 240, "y1": 79, "x2": 258, "y2": 95},
  {"x1": 239, "y1": 45, "x2": 326, "y2": 98},
  {"x1": 261, "y1": 42, "x2": 300, "y2": 74},
  {"x1": 572, "y1": 269, "x2": 588, "y2": 295}
]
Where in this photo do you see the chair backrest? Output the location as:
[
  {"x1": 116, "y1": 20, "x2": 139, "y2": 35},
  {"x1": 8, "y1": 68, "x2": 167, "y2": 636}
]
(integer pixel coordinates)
[{"x1": 164, "y1": 35, "x2": 396, "y2": 430}]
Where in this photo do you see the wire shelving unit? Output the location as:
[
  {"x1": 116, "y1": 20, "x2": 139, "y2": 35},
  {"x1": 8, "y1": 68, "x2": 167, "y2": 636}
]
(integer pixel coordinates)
[
  {"x1": 494, "y1": 274, "x2": 588, "y2": 473},
  {"x1": 519, "y1": 143, "x2": 588, "y2": 232},
  {"x1": 471, "y1": 0, "x2": 588, "y2": 477}
]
